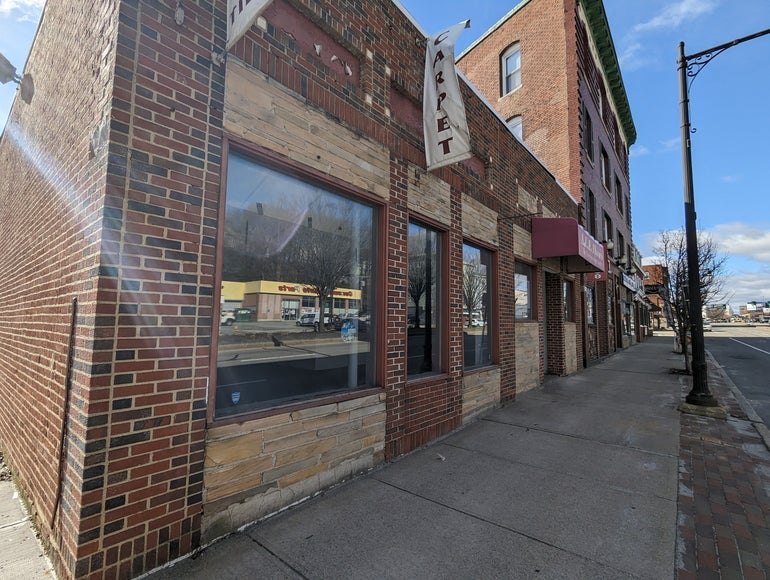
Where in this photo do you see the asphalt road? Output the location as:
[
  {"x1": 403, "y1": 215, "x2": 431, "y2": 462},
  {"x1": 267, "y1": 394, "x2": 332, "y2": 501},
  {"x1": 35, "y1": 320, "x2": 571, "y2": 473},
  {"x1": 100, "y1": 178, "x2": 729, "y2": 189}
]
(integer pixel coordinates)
[{"x1": 705, "y1": 324, "x2": 770, "y2": 427}]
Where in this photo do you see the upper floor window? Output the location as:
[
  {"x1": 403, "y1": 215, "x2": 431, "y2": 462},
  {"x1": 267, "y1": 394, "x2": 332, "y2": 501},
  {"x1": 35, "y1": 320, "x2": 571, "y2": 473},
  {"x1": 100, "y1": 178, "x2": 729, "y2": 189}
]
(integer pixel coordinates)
[
  {"x1": 463, "y1": 243, "x2": 493, "y2": 369},
  {"x1": 407, "y1": 222, "x2": 442, "y2": 377},
  {"x1": 216, "y1": 150, "x2": 378, "y2": 418},
  {"x1": 586, "y1": 189, "x2": 596, "y2": 238},
  {"x1": 603, "y1": 212, "x2": 613, "y2": 255},
  {"x1": 582, "y1": 107, "x2": 594, "y2": 162},
  {"x1": 601, "y1": 146, "x2": 610, "y2": 191},
  {"x1": 626, "y1": 196, "x2": 631, "y2": 226},
  {"x1": 501, "y1": 43, "x2": 521, "y2": 95},
  {"x1": 507, "y1": 115, "x2": 523, "y2": 140},
  {"x1": 615, "y1": 176, "x2": 623, "y2": 214}
]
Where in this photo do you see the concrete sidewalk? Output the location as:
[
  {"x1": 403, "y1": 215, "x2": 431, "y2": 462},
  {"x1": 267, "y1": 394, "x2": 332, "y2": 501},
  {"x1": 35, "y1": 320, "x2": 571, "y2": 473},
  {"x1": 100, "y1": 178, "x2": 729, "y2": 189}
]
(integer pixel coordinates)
[
  {"x1": 4, "y1": 336, "x2": 770, "y2": 578},
  {"x1": 149, "y1": 337, "x2": 687, "y2": 579}
]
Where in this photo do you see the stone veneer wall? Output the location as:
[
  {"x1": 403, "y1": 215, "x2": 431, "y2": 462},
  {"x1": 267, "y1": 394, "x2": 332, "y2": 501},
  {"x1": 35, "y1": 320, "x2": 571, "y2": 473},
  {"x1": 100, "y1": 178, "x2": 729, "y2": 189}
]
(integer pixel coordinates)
[{"x1": 202, "y1": 393, "x2": 385, "y2": 540}]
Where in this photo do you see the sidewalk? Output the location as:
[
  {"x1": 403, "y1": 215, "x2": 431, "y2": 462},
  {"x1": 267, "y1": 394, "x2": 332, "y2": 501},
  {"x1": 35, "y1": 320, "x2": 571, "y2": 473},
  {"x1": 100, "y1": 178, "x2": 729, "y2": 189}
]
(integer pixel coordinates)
[
  {"x1": 3, "y1": 336, "x2": 770, "y2": 578},
  {"x1": 145, "y1": 336, "x2": 724, "y2": 579}
]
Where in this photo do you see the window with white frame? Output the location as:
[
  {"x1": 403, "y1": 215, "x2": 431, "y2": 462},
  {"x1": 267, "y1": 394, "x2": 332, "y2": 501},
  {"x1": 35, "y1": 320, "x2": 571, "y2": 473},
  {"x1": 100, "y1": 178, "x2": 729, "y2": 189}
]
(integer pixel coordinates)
[
  {"x1": 215, "y1": 149, "x2": 378, "y2": 418},
  {"x1": 501, "y1": 43, "x2": 521, "y2": 95},
  {"x1": 508, "y1": 115, "x2": 523, "y2": 140}
]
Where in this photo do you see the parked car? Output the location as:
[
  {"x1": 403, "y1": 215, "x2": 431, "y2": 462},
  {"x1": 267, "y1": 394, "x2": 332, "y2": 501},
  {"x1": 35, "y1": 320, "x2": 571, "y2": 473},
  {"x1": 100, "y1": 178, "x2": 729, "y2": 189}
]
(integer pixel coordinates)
[
  {"x1": 702, "y1": 319, "x2": 712, "y2": 331},
  {"x1": 296, "y1": 312, "x2": 331, "y2": 329},
  {"x1": 220, "y1": 311, "x2": 235, "y2": 326}
]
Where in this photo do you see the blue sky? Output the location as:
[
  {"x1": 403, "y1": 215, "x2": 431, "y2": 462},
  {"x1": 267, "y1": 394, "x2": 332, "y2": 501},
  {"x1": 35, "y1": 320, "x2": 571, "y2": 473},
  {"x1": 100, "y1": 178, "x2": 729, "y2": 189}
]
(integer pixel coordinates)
[{"x1": 2, "y1": 0, "x2": 769, "y2": 310}]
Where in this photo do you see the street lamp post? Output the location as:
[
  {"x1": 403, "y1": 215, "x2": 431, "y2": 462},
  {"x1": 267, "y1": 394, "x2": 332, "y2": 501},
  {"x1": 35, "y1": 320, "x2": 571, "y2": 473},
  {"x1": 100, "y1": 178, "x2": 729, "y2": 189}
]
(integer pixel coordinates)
[{"x1": 678, "y1": 28, "x2": 770, "y2": 406}]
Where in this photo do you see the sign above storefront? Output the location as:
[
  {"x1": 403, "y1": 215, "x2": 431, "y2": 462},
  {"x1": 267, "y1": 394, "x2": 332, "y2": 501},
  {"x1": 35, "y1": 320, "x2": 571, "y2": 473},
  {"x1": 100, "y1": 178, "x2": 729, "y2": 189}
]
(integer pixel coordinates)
[
  {"x1": 423, "y1": 20, "x2": 473, "y2": 171},
  {"x1": 531, "y1": 218, "x2": 604, "y2": 273}
]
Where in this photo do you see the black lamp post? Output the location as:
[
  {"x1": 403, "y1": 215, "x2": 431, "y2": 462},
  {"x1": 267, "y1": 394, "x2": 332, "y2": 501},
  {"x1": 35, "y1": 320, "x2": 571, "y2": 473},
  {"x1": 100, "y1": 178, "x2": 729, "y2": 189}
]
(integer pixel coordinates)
[{"x1": 678, "y1": 28, "x2": 770, "y2": 406}]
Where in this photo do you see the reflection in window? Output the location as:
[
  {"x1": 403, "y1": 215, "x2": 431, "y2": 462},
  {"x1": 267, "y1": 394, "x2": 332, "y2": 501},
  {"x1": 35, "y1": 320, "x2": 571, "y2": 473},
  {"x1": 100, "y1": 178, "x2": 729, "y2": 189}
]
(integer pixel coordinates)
[
  {"x1": 216, "y1": 151, "x2": 377, "y2": 418},
  {"x1": 407, "y1": 223, "x2": 441, "y2": 377},
  {"x1": 515, "y1": 262, "x2": 533, "y2": 320},
  {"x1": 463, "y1": 244, "x2": 492, "y2": 369}
]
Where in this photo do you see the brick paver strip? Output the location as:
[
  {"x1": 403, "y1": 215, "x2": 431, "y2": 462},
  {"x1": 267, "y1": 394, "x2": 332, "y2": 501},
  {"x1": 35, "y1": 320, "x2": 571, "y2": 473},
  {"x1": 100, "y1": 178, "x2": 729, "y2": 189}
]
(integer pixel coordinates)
[{"x1": 677, "y1": 355, "x2": 770, "y2": 578}]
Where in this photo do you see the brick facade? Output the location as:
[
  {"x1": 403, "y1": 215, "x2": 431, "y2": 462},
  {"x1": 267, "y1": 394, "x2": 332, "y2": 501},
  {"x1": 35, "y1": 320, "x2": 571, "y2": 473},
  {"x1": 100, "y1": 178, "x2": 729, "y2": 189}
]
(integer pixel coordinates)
[
  {"x1": 458, "y1": 0, "x2": 639, "y2": 366},
  {"x1": 0, "y1": 0, "x2": 621, "y2": 578}
]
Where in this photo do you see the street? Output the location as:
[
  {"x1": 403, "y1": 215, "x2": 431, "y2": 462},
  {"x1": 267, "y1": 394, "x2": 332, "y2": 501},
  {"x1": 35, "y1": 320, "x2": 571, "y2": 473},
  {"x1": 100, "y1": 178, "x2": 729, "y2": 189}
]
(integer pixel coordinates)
[{"x1": 705, "y1": 323, "x2": 770, "y2": 427}]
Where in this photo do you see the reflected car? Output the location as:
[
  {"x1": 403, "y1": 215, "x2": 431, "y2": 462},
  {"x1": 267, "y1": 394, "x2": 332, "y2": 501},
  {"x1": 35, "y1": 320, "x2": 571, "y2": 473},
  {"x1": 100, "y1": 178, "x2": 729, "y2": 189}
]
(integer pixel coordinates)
[
  {"x1": 220, "y1": 311, "x2": 235, "y2": 326},
  {"x1": 702, "y1": 320, "x2": 712, "y2": 331}
]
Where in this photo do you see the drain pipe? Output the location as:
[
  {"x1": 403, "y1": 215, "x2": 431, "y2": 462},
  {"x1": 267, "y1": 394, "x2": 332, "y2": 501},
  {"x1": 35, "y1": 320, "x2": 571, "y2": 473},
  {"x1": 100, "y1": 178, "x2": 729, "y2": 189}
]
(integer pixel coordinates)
[{"x1": 51, "y1": 296, "x2": 77, "y2": 530}]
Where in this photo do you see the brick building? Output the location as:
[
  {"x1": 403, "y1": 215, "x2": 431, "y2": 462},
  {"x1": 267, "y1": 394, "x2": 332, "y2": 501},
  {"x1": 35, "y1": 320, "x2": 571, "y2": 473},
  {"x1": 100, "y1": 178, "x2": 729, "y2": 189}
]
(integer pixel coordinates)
[
  {"x1": 1, "y1": 1, "x2": 613, "y2": 577},
  {"x1": 458, "y1": 0, "x2": 646, "y2": 361}
]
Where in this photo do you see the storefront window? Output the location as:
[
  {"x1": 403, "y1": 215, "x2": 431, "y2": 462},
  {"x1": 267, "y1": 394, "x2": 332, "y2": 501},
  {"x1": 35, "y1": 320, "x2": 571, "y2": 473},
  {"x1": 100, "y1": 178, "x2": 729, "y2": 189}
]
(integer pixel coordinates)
[
  {"x1": 215, "y1": 151, "x2": 377, "y2": 418},
  {"x1": 407, "y1": 223, "x2": 442, "y2": 377},
  {"x1": 515, "y1": 262, "x2": 534, "y2": 320},
  {"x1": 463, "y1": 243, "x2": 493, "y2": 369}
]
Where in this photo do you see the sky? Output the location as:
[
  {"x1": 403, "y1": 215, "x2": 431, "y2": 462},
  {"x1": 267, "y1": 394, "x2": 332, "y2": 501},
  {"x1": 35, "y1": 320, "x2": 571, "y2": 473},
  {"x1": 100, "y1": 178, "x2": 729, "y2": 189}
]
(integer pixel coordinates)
[{"x1": 1, "y1": 0, "x2": 769, "y2": 312}]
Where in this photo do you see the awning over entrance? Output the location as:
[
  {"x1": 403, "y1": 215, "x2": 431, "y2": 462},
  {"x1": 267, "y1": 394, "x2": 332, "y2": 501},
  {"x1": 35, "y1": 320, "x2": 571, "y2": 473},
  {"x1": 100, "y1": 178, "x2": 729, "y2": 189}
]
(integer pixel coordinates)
[{"x1": 531, "y1": 217, "x2": 604, "y2": 273}]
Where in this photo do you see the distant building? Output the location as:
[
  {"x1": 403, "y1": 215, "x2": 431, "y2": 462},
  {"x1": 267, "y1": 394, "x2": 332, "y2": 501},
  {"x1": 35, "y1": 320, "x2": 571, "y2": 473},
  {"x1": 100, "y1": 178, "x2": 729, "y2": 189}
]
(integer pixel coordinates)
[
  {"x1": 643, "y1": 265, "x2": 671, "y2": 330},
  {"x1": 458, "y1": 0, "x2": 646, "y2": 359}
]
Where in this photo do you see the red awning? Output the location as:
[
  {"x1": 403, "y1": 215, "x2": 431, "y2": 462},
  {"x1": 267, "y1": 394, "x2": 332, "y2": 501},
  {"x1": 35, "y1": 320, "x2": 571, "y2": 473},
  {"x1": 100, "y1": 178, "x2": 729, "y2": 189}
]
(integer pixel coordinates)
[{"x1": 531, "y1": 217, "x2": 604, "y2": 273}]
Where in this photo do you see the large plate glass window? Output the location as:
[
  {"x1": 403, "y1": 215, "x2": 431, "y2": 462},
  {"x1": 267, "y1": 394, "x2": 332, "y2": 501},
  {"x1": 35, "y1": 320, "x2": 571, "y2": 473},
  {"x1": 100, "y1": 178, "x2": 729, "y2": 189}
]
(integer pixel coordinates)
[
  {"x1": 216, "y1": 151, "x2": 377, "y2": 418},
  {"x1": 463, "y1": 243, "x2": 492, "y2": 369},
  {"x1": 514, "y1": 262, "x2": 534, "y2": 320},
  {"x1": 407, "y1": 222, "x2": 442, "y2": 377}
]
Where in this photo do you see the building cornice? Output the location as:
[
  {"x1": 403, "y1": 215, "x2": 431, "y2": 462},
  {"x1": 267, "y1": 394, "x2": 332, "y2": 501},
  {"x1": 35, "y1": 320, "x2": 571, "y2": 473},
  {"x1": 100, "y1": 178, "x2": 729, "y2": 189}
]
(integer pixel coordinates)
[{"x1": 581, "y1": 0, "x2": 636, "y2": 145}]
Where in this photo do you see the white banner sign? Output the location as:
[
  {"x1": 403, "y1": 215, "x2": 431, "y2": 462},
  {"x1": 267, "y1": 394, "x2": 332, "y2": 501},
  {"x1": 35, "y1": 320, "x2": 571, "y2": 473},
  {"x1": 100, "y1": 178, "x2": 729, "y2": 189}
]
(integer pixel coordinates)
[
  {"x1": 226, "y1": 0, "x2": 274, "y2": 50},
  {"x1": 423, "y1": 20, "x2": 472, "y2": 171}
]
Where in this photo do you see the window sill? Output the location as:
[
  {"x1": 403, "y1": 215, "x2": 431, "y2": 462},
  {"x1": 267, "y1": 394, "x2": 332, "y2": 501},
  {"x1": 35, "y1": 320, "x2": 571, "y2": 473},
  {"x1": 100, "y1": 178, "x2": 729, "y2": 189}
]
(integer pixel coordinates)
[{"x1": 210, "y1": 386, "x2": 382, "y2": 427}]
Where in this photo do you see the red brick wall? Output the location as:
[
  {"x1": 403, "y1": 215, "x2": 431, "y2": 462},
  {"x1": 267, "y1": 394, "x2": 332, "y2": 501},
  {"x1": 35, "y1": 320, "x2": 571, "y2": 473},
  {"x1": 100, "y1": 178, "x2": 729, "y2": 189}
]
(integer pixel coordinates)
[
  {"x1": 0, "y1": 0, "x2": 121, "y2": 577},
  {"x1": 0, "y1": 0, "x2": 588, "y2": 576}
]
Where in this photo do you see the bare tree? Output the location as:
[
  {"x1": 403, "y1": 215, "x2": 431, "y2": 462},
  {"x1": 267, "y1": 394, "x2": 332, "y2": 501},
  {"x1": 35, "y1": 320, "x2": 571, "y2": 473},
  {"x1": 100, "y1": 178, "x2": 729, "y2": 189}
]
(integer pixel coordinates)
[
  {"x1": 652, "y1": 228, "x2": 728, "y2": 373},
  {"x1": 463, "y1": 253, "x2": 486, "y2": 328},
  {"x1": 289, "y1": 225, "x2": 353, "y2": 332}
]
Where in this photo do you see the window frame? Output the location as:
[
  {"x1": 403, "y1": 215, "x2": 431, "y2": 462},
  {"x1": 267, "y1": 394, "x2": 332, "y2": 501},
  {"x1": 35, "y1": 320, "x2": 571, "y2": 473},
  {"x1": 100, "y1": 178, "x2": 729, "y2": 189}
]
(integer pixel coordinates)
[
  {"x1": 514, "y1": 261, "x2": 536, "y2": 321},
  {"x1": 462, "y1": 241, "x2": 495, "y2": 371},
  {"x1": 601, "y1": 145, "x2": 611, "y2": 192},
  {"x1": 406, "y1": 218, "x2": 447, "y2": 380},
  {"x1": 210, "y1": 138, "x2": 386, "y2": 424},
  {"x1": 582, "y1": 106, "x2": 594, "y2": 163},
  {"x1": 507, "y1": 115, "x2": 523, "y2": 141},
  {"x1": 501, "y1": 43, "x2": 522, "y2": 96}
]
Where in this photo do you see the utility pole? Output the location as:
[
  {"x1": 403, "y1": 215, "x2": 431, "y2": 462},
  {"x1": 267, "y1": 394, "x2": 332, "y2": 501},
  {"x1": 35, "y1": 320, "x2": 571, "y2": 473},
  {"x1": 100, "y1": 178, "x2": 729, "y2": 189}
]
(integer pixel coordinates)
[{"x1": 678, "y1": 27, "x2": 770, "y2": 406}]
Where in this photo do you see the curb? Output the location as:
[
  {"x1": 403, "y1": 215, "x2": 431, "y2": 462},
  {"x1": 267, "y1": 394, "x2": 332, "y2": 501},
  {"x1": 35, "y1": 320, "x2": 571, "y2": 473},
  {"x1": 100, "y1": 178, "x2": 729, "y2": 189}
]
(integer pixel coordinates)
[{"x1": 705, "y1": 349, "x2": 770, "y2": 452}]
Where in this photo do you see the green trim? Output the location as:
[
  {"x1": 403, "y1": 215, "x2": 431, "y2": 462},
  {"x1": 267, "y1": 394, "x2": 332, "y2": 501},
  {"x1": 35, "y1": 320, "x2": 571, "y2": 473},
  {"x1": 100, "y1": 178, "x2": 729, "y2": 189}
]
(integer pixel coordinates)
[{"x1": 582, "y1": 0, "x2": 636, "y2": 145}]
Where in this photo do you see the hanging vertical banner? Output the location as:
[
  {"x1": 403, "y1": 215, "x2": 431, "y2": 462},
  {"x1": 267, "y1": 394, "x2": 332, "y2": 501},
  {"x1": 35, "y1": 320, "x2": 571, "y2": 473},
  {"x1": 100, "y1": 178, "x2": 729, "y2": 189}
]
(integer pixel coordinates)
[
  {"x1": 423, "y1": 20, "x2": 473, "y2": 171},
  {"x1": 226, "y1": 0, "x2": 274, "y2": 50}
]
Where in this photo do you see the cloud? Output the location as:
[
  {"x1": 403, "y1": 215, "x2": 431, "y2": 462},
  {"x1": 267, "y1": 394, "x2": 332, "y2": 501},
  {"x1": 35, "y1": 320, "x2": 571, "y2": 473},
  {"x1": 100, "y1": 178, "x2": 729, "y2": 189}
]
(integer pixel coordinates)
[
  {"x1": 723, "y1": 269, "x2": 770, "y2": 305},
  {"x1": 630, "y1": 144, "x2": 650, "y2": 157},
  {"x1": 720, "y1": 175, "x2": 741, "y2": 183},
  {"x1": 0, "y1": 0, "x2": 44, "y2": 19},
  {"x1": 710, "y1": 222, "x2": 770, "y2": 263},
  {"x1": 632, "y1": 0, "x2": 720, "y2": 33}
]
